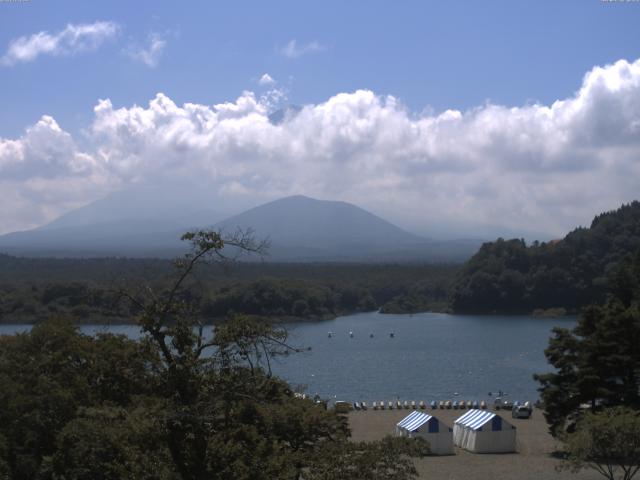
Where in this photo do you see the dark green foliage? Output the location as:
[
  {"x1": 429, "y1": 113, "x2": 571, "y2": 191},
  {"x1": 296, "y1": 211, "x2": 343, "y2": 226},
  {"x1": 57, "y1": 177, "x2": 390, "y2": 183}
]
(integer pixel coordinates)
[
  {"x1": 535, "y1": 251, "x2": 640, "y2": 436},
  {"x1": 305, "y1": 436, "x2": 430, "y2": 480},
  {"x1": 451, "y1": 202, "x2": 640, "y2": 313},
  {"x1": 0, "y1": 255, "x2": 459, "y2": 323},
  {"x1": 560, "y1": 407, "x2": 640, "y2": 480},
  {"x1": 0, "y1": 318, "x2": 159, "y2": 479}
]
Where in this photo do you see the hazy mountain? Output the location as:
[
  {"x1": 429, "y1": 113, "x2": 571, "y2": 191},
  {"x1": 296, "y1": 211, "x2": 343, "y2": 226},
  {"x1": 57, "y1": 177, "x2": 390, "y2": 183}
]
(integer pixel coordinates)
[
  {"x1": 214, "y1": 195, "x2": 479, "y2": 261},
  {"x1": 0, "y1": 185, "x2": 223, "y2": 257},
  {"x1": 0, "y1": 193, "x2": 481, "y2": 261}
]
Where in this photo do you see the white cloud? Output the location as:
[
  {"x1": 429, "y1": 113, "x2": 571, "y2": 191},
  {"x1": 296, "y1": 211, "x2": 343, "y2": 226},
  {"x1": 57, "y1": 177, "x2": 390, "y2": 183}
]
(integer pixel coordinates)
[
  {"x1": 126, "y1": 32, "x2": 167, "y2": 68},
  {"x1": 1, "y1": 58, "x2": 640, "y2": 237},
  {"x1": 1, "y1": 21, "x2": 120, "y2": 66},
  {"x1": 278, "y1": 39, "x2": 324, "y2": 59},
  {"x1": 259, "y1": 73, "x2": 275, "y2": 85}
]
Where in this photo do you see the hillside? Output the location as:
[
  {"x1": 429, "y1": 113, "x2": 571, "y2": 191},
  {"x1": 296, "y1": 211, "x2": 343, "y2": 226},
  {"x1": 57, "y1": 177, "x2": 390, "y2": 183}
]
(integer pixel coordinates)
[{"x1": 449, "y1": 201, "x2": 640, "y2": 314}]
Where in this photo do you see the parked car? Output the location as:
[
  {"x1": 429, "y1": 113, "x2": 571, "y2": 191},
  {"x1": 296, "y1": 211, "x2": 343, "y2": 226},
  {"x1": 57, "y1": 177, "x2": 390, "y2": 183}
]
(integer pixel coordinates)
[{"x1": 512, "y1": 405, "x2": 532, "y2": 419}]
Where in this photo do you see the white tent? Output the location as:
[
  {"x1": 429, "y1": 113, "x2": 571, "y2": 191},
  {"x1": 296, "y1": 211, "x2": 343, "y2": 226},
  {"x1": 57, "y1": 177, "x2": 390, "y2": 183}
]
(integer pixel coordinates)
[
  {"x1": 396, "y1": 410, "x2": 454, "y2": 455},
  {"x1": 453, "y1": 409, "x2": 516, "y2": 453}
]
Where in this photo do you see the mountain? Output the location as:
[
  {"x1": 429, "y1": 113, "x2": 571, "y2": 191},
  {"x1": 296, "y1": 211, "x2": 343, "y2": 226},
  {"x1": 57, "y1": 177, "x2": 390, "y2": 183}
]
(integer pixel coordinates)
[
  {"x1": 0, "y1": 185, "x2": 223, "y2": 257},
  {"x1": 0, "y1": 193, "x2": 480, "y2": 261},
  {"x1": 214, "y1": 195, "x2": 479, "y2": 261}
]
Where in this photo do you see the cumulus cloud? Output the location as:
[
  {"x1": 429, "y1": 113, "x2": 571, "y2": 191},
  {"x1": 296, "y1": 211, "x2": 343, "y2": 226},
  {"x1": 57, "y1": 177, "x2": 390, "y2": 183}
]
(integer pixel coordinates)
[
  {"x1": 126, "y1": 32, "x2": 167, "y2": 68},
  {"x1": 278, "y1": 39, "x2": 324, "y2": 59},
  {"x1": 1, "y1": 58, "x2": 640, "y2": 237},
  {"x1": 259, "y1": 73, "x2": 275, "y2": 85},
  {"x1": 1, "y1": 21, "x2": 120, "y2": 66}
]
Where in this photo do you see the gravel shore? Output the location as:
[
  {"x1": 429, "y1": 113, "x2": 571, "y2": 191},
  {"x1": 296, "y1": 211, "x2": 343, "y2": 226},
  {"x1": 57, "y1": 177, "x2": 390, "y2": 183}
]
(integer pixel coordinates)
[{"x1": 348, "y1": 407, "x2": 600, "y2": 480}]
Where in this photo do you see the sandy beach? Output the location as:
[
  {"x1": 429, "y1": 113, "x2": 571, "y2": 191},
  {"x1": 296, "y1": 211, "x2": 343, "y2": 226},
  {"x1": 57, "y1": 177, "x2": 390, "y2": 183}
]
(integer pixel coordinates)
[{"x1": 348, "y1": 407, "x2": 601, "y2": 480}]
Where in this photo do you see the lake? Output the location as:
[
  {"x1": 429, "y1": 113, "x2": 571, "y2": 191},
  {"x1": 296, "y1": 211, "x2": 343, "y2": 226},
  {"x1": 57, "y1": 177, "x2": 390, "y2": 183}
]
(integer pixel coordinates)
[{"x1": 0, "y1": 311, "x2": 576, "y2": 404}]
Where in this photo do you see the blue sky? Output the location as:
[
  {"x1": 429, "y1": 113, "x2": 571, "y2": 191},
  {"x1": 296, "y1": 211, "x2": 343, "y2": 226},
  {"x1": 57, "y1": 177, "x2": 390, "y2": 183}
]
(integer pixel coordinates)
[
  {"x1": 2, "y1": 1, "x2": 639, "y2": 136},
  {"x1": 1, "y1": 1, "x2": 640, "y2": 238}
]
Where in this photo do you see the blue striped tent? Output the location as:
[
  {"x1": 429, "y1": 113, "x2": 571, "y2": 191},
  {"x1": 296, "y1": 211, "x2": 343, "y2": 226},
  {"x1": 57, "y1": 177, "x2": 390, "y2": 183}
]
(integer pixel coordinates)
[
  {"x1": 396, "y1": 411, "x2": 453, "y2": 455},
  {"x1": 453, "y1": 409, "x2": 516, "y2": 453}
]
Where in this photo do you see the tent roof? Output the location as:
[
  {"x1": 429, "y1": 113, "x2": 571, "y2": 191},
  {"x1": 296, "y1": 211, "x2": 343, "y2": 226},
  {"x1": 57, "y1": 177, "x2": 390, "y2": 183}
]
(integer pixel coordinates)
[
  {"x1": 454, "y1": 410, "x2": 500, "y2": 430},
  {"x1": 397, "y1": 411, "x2": 434, "y2": 432}
]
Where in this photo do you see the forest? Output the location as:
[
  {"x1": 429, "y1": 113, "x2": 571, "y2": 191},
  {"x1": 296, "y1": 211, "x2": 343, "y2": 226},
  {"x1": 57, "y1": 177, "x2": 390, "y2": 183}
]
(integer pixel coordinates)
[
  {"x1": 449, "y1": 201, "x2": 640, "y2": 314},
  {"x1": 0, "y1": 256, "x2": 457, "y2": 324}
]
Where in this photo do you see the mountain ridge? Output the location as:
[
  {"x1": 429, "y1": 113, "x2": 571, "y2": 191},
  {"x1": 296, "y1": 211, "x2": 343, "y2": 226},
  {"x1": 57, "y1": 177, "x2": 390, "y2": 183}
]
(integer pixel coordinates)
[{"x1": 0, "y1": 193, "x2": 480, "y2": 262}]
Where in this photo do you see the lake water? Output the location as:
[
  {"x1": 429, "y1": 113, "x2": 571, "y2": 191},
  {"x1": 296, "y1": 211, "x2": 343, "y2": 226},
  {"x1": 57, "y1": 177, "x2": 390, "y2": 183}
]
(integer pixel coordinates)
[{"x1": 0, "y1": 312, "x2": 576, "y2": 404}]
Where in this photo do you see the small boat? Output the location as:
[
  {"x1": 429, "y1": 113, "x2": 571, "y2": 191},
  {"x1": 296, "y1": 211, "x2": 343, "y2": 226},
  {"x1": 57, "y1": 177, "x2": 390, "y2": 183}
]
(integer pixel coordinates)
[
  {"x1": 389, "y1": 332, "x2": 395, "y2": 338},
  {"x1": 411, "y1": 400, "x2": 416, "y2": 409},
  {"x1": 480, "y1": 400, "x2": 487, "y2": 409},
  {"x1": 430, "y1": 400, "x2": 437, "y2": 409},
  {"x1": 452, "y1": 400, "x2": 459, "y2": 409},
  {"x1": 453, "y1": 392, "x2": 460, "y2": 397},
  {"x1": 328, "y1": 332, "x2": 333, "y2": 338},
  {"x1": 369, "y1": 333, "x2": 374, "y2": 338},
  {"x1": 419, "y1": 400, "x2": 426, "y2": 409},
  {"x1": 349, "y1": 331, "x2": 354, "y2": 338},
  {"x1": 388, "y1": 401, "x2": 393, "y2": 410},
  {"x1": 372, "y1": 401, "x2": 378, "y2": 410},
  {"x1": 361, "y1": 401, "x2": 368, "y2": 410}
]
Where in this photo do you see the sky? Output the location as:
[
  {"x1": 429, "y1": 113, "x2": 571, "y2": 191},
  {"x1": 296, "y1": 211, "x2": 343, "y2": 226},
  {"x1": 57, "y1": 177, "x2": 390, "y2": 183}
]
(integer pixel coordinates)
[{"x1": 1, "y1": 0, "x2": 640, "y2": 239}]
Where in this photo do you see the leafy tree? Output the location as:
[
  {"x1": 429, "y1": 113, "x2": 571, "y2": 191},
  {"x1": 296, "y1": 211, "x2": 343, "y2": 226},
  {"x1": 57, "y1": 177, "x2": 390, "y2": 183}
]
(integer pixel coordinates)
[
  {"x1": 116, "y1": 229, "x2": 428, "y2": 479},
  {"x1": 0, "y1": 230, "x2": 430, "y2": 479},
  {"x1": 535, "y1": 250, "x2": 640, "y2": 435},
  {"x1": 560, "y1": 407, "x2": 640, "y2": 480},
  {"x1": 305, "y1": 436, "x2": 429, "y2": 480}
]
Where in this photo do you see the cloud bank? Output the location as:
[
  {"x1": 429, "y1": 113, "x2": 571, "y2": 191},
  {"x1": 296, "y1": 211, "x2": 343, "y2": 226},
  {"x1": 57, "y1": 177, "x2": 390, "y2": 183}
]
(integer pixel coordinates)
[
  {"x1": 1, "y1": 21, "x2": 120, "y2": 66},
  {"x1": 1, "y1": 58, "x2": 640, "y2": 237}
]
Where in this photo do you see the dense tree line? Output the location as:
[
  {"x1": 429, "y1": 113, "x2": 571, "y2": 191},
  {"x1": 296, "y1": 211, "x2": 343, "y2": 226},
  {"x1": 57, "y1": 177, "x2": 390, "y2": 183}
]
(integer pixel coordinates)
[
  {"x1": 0, "y1": 256, "x2": 458, "y2": 323},
  {"x1": 450, "y1": 201, "x2": 640, "y2": 314}
]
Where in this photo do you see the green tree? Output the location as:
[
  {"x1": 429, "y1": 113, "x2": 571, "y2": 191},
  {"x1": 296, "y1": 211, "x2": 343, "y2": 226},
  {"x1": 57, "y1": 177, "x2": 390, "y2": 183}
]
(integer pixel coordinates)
[
  {"x1": 0, "y1": 229, "x2": 429, "y2": 480},
  {"x1": 561, "y1": 407, "x2": 640, "y2": 480},
  {"x1": 535, "y1": 251, "x2": 640, "y2": 435},
  {"x1": 118, "y1": 229, "x2": 428, "y2": 479}
]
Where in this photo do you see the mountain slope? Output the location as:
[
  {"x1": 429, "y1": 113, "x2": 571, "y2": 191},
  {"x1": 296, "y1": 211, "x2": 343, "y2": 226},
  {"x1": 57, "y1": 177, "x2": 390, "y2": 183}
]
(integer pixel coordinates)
[{"x1": 216, "y1": 195, "x2": 424, "y2": 249}]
